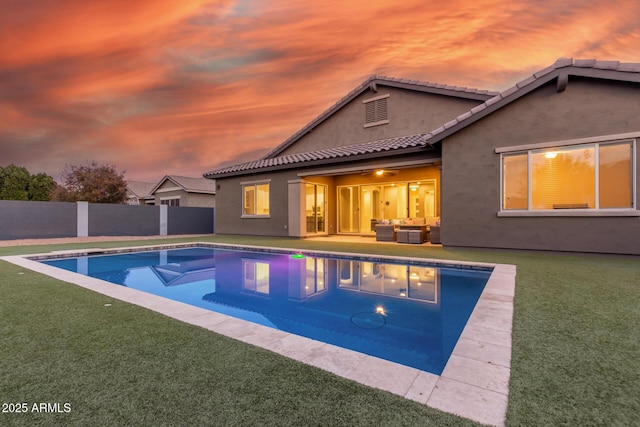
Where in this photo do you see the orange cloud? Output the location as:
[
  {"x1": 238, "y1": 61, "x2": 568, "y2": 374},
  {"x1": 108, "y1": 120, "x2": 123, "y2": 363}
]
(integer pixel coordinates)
[{"x1": 1, "y1": 0, "x2": 639, "y2": 182}]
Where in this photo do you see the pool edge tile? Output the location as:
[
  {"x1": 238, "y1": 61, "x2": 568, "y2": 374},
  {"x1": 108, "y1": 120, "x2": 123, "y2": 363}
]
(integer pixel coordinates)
[
  {"x1": 301, "y1": 343, "x2": 369, "y2": 377},
  {"x1": 346, "y1": 356, "x2": 421, "y2": 396},
  {"x1": 0, "y1": 244, "x2": 517, "y2": 427},
  {"x1": 404, "y1": 371, "x2": 439, "y2": 404},
  {"x1": 428, "y1": 377, "x2": 508, "y2": 427}
]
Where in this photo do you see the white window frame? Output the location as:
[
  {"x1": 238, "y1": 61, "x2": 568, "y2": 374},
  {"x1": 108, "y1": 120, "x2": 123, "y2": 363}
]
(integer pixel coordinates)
[
  {"x1": 498, "y1": 136, "x2": 638, "y2": 217},
  {"x1": 160, "y1": 196, "x2": 180, "y2": 207},
  {"x1": 241, "y1": 180, "x2": 271, "y2": 218}
]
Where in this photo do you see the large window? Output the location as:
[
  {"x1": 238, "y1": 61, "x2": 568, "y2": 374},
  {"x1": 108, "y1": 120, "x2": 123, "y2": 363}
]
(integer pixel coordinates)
[
  {"x1": 502, "y1": 140, "x2": 635, "y2": 211},
  {"x1": 242, "y1": 182, "x2": 270, "y2": 216}
]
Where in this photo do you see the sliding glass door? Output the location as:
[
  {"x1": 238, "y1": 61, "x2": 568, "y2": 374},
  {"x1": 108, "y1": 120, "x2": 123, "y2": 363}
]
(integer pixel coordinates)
[
  {"x1": 306, "y1": 184, "x2": 326, "y2": 234},
  {"x1": 338, "y1": 180, "x2": 437, "y2": 234},
  {"x1": 338, "y1": 186, "x2": 359, "y2": 233},
  {"x1": 360, "y1": 185, "x2": 382, "y2": 233},
  {"x1": 408, "y1": 181, "x2": 436, "y2": 218}
]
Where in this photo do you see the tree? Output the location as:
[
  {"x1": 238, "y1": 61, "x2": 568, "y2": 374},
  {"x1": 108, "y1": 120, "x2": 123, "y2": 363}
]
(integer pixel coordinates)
[
  {"x1": 0, "y1": 164, "x2": 31, "y2": 200},
  {"x1": 0, "y1": 165, "x2": 58, "y2": 201},
  {"x1": 29, "y1": 173, "x2": 57, "y2": 201},
  {"x1": 54, "y1": 161, "x2": 127, "y2": 204}
]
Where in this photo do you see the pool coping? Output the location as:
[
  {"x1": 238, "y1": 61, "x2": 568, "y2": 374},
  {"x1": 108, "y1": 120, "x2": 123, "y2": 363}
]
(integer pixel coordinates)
[{"x1": 2, "y1": 242, "x2": 516, "y2": 427}]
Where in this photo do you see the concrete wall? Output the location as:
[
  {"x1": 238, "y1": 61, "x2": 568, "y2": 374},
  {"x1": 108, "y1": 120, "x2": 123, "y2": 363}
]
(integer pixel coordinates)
[
  {"x1": 278, "y1": 86, "x2": 481, "y2": 156},
  {"x1": 441, "y1": 78, "x2": 640, "y2": 255},
  {"x1": 168, "y1": 206, "x2": 214, "y2": 235},
  {"x1": 0, "y1": 200, "x2": 214, "y2": 240},
  {"x1": 88, "y1": 204, "x2": 160, "y2": 236},
  {"x1": 0, "y1": 200, "x2": 77, "y2": 239}
]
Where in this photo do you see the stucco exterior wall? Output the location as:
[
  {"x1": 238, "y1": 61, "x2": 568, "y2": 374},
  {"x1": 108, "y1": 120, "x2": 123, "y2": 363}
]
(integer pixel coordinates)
[
  {"x1": 214, "y1": 152, "x2": 442, "y2": 237},
  {"x1": 278, "y1": 86, "x2": 480, "y2": 156},
  {"x1": 184, "y1": 192, "x2": 216, "y2": 208},
  {"x1": 441, "y1": 78, "x2": 640, "y2": 255},
  {"x1": 215, "y1": 170, "x2": 296, "y2": 237}
]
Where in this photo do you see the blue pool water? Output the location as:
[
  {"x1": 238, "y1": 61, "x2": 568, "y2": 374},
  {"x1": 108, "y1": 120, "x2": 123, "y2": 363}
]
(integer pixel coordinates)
[{"x1": 41, "y1": 246, "x2": 491, "y2": 375}]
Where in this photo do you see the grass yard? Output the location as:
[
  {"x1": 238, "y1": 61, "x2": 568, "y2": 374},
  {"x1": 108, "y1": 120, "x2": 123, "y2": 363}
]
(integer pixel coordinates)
[{"x1": 1, "y1": 235, "x2": 639, "y2": 426}]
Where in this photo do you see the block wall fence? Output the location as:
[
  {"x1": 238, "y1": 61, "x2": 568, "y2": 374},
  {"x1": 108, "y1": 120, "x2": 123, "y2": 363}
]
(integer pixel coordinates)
[{"x1": 0, "y1": 200, "x2": 214, "y2": 240}]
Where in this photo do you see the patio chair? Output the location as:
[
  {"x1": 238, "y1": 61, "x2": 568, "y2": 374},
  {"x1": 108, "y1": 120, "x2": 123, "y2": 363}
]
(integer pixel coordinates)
[{"x1": 375, "y1": 224, "x2": 396, "y2": 241}]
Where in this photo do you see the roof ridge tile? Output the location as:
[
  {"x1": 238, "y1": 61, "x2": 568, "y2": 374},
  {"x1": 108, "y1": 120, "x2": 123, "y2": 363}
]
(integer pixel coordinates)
[
  {"x1": 618, "y1": 63, "x2": 640, "y2": 72},
  {"x1": 533, "y1": 65, "x2": 555, "y2": 78},
  {"x1": 553, "y1": 57, "x2": 574, "y2": 68},
  {"x1": 515, "y1": 75, "x2": 536, "y2": 88},
  {"x1": 500, "y1": 85, "x2": 519, "y2": 98},
  {"x1": 470, "y1": 103, "x2": 487, "y2": 115},
  {"x1": 574, "y1": 59, "x2": 597, "y2": 67},
  {"x1": 593, "y1": 60, "x2": 620, "y2": 70}
]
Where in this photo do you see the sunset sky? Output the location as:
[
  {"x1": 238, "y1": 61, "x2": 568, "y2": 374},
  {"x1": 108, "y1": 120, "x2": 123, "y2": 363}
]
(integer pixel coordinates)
[{"x1": 1, "y1": 0, "x2": 639, "y2": 183}]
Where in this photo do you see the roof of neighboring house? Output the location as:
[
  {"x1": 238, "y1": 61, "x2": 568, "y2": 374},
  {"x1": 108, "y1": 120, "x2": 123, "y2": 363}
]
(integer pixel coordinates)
[
  {"x1": 150, "y1": 175, "x2": 217, "y2": 195},
  {"x1": 203, "y1": 58, "x2": 640, "y2": 179},
  {"x1": 263, "y1": 75, "x2": 498, "y2": 159},
  {"x1": 126, "y1": 181, "x2": 156, "y2": 198}
]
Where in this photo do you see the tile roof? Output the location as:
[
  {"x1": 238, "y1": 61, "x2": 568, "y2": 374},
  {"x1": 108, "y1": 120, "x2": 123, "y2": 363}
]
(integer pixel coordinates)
[
  {"x1": 418, "y1": 58, "x2": 640, "y2": 144},
  {"x1": 126, "y1": 181, "x2": 155, "y2": 198},
  {"x1": 151, "y1": 175, "x2": 216, "y2": 194},
  {"x1": 204, "y1": 58, "x2": 640, "y2": 179},
  {"x1": 170, "y1": 175, "x2": 217, "y2": 193},
  {"x1": 263, "y1": 75, "x2": 498, "y2": 159},
  {"x1": 204, "y1": 133, "x2": 431, "y2": 177}
]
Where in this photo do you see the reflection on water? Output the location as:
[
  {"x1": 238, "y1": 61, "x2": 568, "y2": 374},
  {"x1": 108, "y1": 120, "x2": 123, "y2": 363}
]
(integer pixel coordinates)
[
  {"x1": 42, "y1": 247, "x2": 490, "y2": 375},
  {"x1": 242, "y1": 259, "x2": 270, "y2": 294},
  {"x1": 338, "y1": 261, "x2": 438, "y2": 303}
]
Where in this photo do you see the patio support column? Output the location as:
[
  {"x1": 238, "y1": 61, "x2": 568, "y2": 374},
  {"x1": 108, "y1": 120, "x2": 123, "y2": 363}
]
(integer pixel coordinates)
[
  {"x1": 288, "y1": 179, "x2": 306, "y2": 237},
  {"x1": 159, "y1": 204, "x2": 168, "y2": 236},
  {"x1": 77, "y1": 201, "x2": 88, "y2": 237}
]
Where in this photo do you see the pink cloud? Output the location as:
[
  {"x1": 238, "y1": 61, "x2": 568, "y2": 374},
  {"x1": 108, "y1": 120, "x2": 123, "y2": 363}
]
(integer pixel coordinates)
[{"x1": 1, "y1": 0, "x2": 639, "y2": 182}]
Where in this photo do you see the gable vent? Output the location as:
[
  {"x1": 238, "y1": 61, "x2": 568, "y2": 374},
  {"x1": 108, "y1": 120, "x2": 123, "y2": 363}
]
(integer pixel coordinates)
[{"x1": 363, "y1": 94, "x2": 390, "y2": 127}]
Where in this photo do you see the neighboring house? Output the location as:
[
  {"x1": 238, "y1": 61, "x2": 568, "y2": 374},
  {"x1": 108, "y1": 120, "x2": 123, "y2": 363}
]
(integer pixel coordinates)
[
  {"x1": 204, "y1": 58, "x2": 640, "y2": 255},
  {"x1": 149, "y1": 175, "x2": 216, "y2": 207},
  {"x1": 126, "y1": 181, "x2": 156, "y2": 205}
]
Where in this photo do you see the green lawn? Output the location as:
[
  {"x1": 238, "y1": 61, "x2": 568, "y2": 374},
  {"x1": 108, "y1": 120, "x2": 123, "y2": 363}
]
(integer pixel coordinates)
[{"x1": 1, "y1": 235, "x2": 638, "y2": 426}]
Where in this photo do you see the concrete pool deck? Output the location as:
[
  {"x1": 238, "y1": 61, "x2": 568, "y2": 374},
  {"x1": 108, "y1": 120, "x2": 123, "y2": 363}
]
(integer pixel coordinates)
[{"x1": 2, "y1": 242, "x2": 515, "y2": 427}]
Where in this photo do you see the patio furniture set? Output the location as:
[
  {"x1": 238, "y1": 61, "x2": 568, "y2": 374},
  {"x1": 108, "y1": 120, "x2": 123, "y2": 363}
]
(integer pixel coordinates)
[{"x1": 374, "y1": 217, "x2": 441, "y2": 244}]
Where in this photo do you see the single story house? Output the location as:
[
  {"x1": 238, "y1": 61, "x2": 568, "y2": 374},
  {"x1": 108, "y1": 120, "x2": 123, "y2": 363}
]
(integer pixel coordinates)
[
  {"x1": 149, "y1": 175, "x2": 216, "y2": 208},
  {"x1": 203, "y1": 58, "x2": 640, "y2": 255}
]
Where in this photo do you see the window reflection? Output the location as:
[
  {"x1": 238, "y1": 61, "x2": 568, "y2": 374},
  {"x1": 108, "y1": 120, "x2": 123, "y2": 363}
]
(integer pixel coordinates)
[
  {"x1": 242, "y1": 259, "x2": 270, "y2": 294},
  {"x1": 337, "y1": 260, "x2": 438, "y2": 303},
  {"x1": 304, "y1": 257, "x2": 326, "y2": 296}
]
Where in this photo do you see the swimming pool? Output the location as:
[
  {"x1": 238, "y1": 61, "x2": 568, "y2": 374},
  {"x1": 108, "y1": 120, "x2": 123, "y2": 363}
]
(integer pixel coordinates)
[{"x1": 40, "y1": 245, "x2": 491, "y2": 375}]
